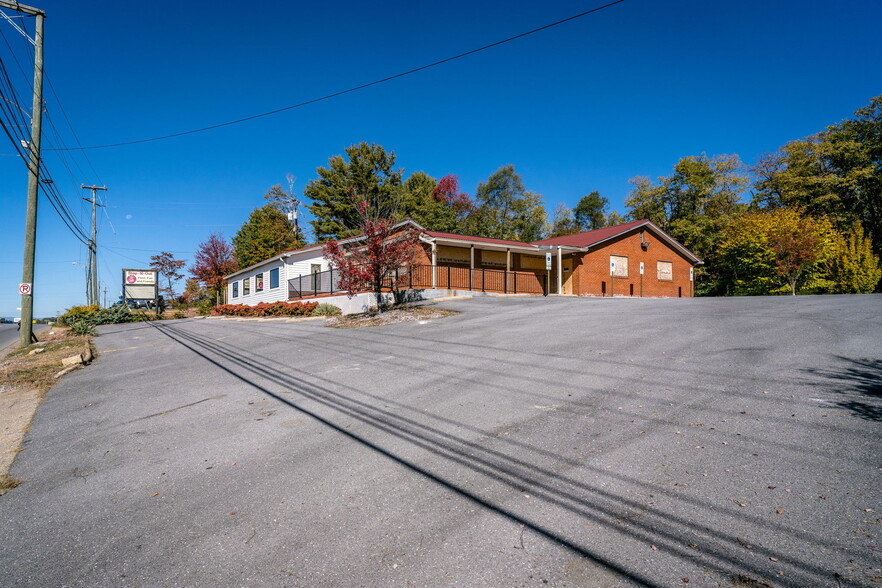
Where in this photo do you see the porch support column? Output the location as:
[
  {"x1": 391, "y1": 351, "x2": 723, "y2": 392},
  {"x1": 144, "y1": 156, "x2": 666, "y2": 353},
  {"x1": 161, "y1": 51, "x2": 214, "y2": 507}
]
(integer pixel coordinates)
[
  {"x1": 557, "y1": 246, "x2": 563, "y2": 295},
  {"x1": 431, "y1": 241, "x2": 437, "y2": 289},
  {"x1": 470, "y1": 245, "x2": 474, "y2": 291}
]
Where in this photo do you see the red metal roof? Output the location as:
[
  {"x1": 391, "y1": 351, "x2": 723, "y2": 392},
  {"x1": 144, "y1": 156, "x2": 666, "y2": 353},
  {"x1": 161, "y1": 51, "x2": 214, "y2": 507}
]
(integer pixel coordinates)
[
  {"x1": 423, "y1": 230, "x2": 539, "y2": 248},
  {"x1": 531, "y1": 219, "x2": 650, "y2": 247}
]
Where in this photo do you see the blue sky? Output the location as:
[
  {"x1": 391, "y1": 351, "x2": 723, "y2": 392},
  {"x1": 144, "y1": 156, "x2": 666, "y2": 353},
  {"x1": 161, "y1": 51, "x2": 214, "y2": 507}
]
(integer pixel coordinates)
[{"x1": 1, "y1": 0, "x2": 880, "y2": 317}]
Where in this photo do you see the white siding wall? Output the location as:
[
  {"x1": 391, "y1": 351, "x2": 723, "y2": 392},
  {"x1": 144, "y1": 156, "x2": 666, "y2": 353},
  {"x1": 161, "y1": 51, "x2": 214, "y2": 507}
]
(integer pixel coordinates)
[
  {"x1": 227, "y1": 249, "x2": 328, "y2": 306},
  {"x1": 228, "y1": 260, "x2": 286, "y2": 305}
]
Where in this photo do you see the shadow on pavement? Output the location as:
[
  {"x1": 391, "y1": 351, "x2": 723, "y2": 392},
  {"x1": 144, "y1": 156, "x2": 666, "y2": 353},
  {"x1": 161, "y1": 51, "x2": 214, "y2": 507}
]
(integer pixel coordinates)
[{"x1": 149, "y1": 321, "x2": 866, "y2": 588}]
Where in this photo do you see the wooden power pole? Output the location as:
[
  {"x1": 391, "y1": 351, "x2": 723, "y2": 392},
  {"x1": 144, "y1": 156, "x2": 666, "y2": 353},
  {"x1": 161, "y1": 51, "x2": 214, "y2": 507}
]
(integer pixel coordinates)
[
  {"x1": 82, "y1": 185, "x2": 107, "y2": 306},
  {"x1": 1, "y1": 1, "x2": 47, "y2": 347}
]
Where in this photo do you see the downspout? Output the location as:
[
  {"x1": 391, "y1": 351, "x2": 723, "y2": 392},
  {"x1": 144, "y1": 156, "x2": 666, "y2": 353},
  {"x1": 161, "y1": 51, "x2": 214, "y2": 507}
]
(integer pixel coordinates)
[{"x1": 279, "y1": 254, "x2": 288, "y2": 301}]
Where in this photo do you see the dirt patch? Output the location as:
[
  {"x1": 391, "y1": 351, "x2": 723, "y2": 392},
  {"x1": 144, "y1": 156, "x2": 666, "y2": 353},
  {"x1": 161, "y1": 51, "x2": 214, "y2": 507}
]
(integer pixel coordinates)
[
  {"x1": 326, "y1": 305, "x2": 458, "y2": 328},
  {"x1": 0, "y1": 328, "x2": 93, "y2": 491}
]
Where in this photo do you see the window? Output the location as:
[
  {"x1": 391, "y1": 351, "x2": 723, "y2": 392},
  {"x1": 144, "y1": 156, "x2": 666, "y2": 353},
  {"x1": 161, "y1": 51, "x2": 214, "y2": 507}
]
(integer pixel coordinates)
[
  {"x1": 256, "y1": 273, "x2": 264, "y2": 292},
  {"x1": 610, "y1": 255, "x2": 628, "y2": 277},
  {"x1": 243, "y1": 277, "x2": 251, "y2": 295},
  {"x1": 657, "y1": 261, "x2": 673, "y2": 281},
  {"x1": 270, "y1": 268, "x2": 279, "y2": 289},
  {"x1": 232, "y1": 282, "x2": 239, "y2": 297}
]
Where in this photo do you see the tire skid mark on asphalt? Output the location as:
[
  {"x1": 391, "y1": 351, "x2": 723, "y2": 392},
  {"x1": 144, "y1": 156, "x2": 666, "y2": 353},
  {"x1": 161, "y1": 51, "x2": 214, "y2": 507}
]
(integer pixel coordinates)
[{"x1": 123, "y1": 394, "x2": 227, "y2": 424}]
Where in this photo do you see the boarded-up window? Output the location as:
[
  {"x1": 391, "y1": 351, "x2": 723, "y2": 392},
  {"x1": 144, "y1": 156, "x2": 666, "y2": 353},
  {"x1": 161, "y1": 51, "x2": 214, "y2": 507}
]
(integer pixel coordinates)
[
  {"x1": 610, "y1": 255, "x2": 628, "y2": 277},
  {"x1": 519, "y1": 254, "x2": 546, "y2": 270},
  {"x1": 437, "y1": 245, "x2": 470, "y2": 265},
  {"x1": 481, "y1": 250, "x2": 507, "y2": 267},
  {"x1": 657, "y1": 261, "x2": 673, "y2": 281}
]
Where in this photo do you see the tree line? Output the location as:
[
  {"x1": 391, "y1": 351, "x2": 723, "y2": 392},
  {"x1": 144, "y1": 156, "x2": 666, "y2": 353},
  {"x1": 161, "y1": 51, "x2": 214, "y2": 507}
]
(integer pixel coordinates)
[{"x1": 174, "y1": 93, "x2": 881, "y2": 300}]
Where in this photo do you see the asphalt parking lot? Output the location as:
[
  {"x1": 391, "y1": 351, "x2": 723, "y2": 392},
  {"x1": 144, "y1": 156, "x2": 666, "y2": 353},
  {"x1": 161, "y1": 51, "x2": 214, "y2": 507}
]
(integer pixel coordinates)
[{"x1": 1, "y1": 294, "x2": 880, "y2": 587}]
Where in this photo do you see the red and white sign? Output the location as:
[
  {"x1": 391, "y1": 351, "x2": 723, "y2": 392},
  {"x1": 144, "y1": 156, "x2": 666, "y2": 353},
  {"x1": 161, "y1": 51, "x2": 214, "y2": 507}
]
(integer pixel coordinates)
[
  {"x1": 124, "y1": 270, "x2": 156, "y2": 285},
  {"x1": 19, "y1": 282, "x2": 32, "y2": 295}
]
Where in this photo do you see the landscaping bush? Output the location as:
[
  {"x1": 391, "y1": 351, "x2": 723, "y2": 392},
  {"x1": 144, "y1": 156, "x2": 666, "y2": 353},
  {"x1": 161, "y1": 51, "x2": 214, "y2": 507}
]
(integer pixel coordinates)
[
  {"x1": 57, "y1": 305, "x2": 100, "y2": 327},
  {"x1": 213, "y1": 301, "x2": 318, "y2": 317},
  {"x1": 68, "y1": 321, "x2": 96, "y2": 336},
  {"x1": 196, "y1": 299, "x2": 215, "y2": 316},
  {"x1": 312, "y1": 303, "x2": 342, "y2": 317},
  {"x1": 58, "y1": 303, "x2": 138, "y2": 334}
]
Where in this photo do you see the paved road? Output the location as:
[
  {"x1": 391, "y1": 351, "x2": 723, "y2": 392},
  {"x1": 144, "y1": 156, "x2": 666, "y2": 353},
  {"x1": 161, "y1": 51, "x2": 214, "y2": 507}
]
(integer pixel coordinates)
[
  {"x1": 0, "y1": 323, "x2": 48, "y2": 357},
  {"x1": 1, "y1": 295, "x2": 880, "y2": 587}
]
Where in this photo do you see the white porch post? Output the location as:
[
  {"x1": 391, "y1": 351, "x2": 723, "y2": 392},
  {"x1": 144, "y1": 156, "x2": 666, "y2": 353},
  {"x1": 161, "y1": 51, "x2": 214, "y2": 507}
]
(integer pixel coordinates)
[
  {"x1": 557, "y1": 246, "x2": 563, "y2": 295},
  {"x1": 470, "y1": 245, "x2": 474, "y2": 291},
  {"x1": 431, "y1": 241, "x2": 437, "y2": 289}
]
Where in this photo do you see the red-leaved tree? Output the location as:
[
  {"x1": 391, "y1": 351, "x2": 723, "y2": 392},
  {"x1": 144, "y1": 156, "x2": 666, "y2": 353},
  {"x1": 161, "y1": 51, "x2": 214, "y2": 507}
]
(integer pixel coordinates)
[
  {"x1": 323, "y1": 198, "x2": 420, "y2": 312},
  {"x1": 768, "y1": 222, "x2": 823, "y2": 296},
  {"x1": 190, "y1": 233, "x2": 238, "y2": 304},
  {"x1": 432, "y1": 174, "x2": 474, "y2": 222}
]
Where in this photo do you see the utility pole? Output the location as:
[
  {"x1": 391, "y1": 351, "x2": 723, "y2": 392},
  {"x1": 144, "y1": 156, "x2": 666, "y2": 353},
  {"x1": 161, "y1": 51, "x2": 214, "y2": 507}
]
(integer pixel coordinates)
[
  {"x1": 3, "y1": 1, "x2": 47, "y2": 348},
  {"x1": 82, "y1": 184, "x2": 106, "y2": 306}
]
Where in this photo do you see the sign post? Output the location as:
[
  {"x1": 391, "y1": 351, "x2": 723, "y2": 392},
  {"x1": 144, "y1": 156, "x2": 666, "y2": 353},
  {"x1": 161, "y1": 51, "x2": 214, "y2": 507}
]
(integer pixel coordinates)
[
  {"x1": 690, "y1": 266, "x2": 694, "y2": 297},
  {"x1": 639, "y1": 262, "x2": 644, "y2": 297},
  {"x1": 545, "y1": 252, "x2": 552, "y2": 296},
  {"x1": 609, "y1": 259, "x2": 616, "y2": 297}
]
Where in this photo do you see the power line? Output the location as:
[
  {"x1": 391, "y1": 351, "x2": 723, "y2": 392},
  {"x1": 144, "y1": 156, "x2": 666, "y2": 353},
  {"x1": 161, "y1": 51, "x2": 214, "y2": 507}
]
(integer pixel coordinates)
[{"x1": 47, "y1": 0, "x2": 626, "y2": 151}]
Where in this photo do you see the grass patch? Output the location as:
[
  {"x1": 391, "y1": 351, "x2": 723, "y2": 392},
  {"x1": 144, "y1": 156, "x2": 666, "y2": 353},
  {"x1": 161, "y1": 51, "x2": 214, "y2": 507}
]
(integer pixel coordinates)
[
  {"x1": 1, "y1": 328, "x2": 93, "y2": 395},
  {"x1": 327, "y1": 305, "x2": 458, "y2": 328}
]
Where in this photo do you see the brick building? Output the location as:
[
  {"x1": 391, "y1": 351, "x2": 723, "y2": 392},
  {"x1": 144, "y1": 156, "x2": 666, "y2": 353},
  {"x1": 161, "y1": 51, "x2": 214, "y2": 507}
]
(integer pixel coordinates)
[{"x1": 225, "y1": 219, "x2": 702, "y2": 306}]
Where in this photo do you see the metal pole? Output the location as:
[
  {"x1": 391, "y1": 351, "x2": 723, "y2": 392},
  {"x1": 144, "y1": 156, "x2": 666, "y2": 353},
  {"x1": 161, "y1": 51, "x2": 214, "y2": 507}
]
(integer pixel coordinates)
[{"x1": 18, "y1": 8, "x2": 44, "y2": 348}]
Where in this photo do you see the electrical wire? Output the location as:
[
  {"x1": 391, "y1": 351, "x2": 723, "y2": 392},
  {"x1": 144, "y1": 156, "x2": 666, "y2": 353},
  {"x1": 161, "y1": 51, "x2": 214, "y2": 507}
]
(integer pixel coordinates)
[{"x1": 47, "y1": 0, "x2": 626, "y2": 151}]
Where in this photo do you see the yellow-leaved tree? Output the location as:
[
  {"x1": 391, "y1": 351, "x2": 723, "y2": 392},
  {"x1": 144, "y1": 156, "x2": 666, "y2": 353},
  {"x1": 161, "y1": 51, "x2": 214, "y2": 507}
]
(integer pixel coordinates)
[
  {"x1": 827, "y1": 222, "x2": 882, "y2": 293},
  {"x1": 718, "y1": 209, "x2": 835, "y2": 295}
]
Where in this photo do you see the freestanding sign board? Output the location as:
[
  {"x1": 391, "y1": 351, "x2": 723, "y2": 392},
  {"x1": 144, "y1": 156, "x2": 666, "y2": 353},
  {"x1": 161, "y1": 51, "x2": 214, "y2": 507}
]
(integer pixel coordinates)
[{"x1": 122, "y1": 269, "x2": 158, "y2": 307}]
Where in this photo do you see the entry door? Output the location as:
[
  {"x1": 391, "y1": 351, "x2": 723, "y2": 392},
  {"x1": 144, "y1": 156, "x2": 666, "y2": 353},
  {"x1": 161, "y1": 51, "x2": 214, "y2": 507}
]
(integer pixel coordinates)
[
  {"x1": 311, "y1": 264, "x2": 322, "y2": 292},
  {"x1": 561, "y1": 258, "x2": 574, "y2": 295}
]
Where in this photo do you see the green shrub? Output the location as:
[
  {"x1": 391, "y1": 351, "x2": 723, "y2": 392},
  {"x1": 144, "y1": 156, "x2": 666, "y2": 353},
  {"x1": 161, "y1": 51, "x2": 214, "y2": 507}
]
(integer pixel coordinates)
[
  {"x1": 57, "y1": 305, "x2": 99, "y2": 326},
  {"x1": 69, "y1": 321, "x2": 96, "y2": 336},
  {"x1": 312, "y1": 303, "x2": 342, "y2": 317},
  {"x1": 196, "y1": 299, "x2": 215, "y2": 316},
  {"x1": 172, "y1": 311, "x2": 186, "y2": 320}
]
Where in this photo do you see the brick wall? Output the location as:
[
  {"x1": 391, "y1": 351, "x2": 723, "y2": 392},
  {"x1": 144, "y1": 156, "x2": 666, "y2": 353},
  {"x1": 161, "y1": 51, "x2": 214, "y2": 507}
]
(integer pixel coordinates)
[{"x1": 570, "y1": 229, "x2": 695, "y2": 297}]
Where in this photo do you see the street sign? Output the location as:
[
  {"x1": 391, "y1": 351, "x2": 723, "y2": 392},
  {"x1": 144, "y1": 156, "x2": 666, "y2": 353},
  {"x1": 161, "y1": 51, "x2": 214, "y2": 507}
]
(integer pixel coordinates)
[
  {"x1": 18, "y1": 283, "x2": 31, "y2": 295},
  {"x1": 545, "y1": 252, "x2": 552, "y2": 270},
  {"x1": 690, "y1": 267, "x2": 694, "y2": 281},
  {"x1": 610, "y1": 259, "x2": 616, "y2": 275},
  {"x1": 639, "y1": 262, "x2": 644, "y2": 275}
]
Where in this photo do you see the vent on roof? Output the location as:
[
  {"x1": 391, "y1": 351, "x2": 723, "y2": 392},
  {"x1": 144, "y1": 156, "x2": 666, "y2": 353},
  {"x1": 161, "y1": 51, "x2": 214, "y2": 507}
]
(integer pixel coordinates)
[{"x1": 641, "y1": 241, "x2": 651, "y2": 249}]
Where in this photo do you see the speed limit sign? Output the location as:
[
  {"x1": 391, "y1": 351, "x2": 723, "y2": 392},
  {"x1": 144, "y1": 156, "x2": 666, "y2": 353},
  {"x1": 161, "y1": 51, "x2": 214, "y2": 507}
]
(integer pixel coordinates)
[{"x1": 19, "y1": 283, "x2": 32, "y2": 295}]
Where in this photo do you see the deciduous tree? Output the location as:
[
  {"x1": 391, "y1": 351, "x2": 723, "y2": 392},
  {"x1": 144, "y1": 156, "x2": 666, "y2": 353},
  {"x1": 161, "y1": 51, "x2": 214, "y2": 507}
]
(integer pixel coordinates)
[
  {"x1": 547, "y1": 203, "x2": 581, "y2": 237},
  {"x1": 826, "y1": 222, "x2": 882, "y2": 293},
  {"x1": 191, "y1": 233, "x2": 238, "y2": 304},
  {"x1": 233, "y1": 205, "x2": 303, "y2": 268},
  {"x1": 469, "y1": 165, "x2": 548, "y2": 241},
  {"x1": 149, "y1": 252, "x2": 186, "y2": 299},
  {"x1": 322, "y1": 199, "x2": 420, "y2": 312},
  {"x1": 718, "y1": 209, "x2": 835, "y2": 296}
]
